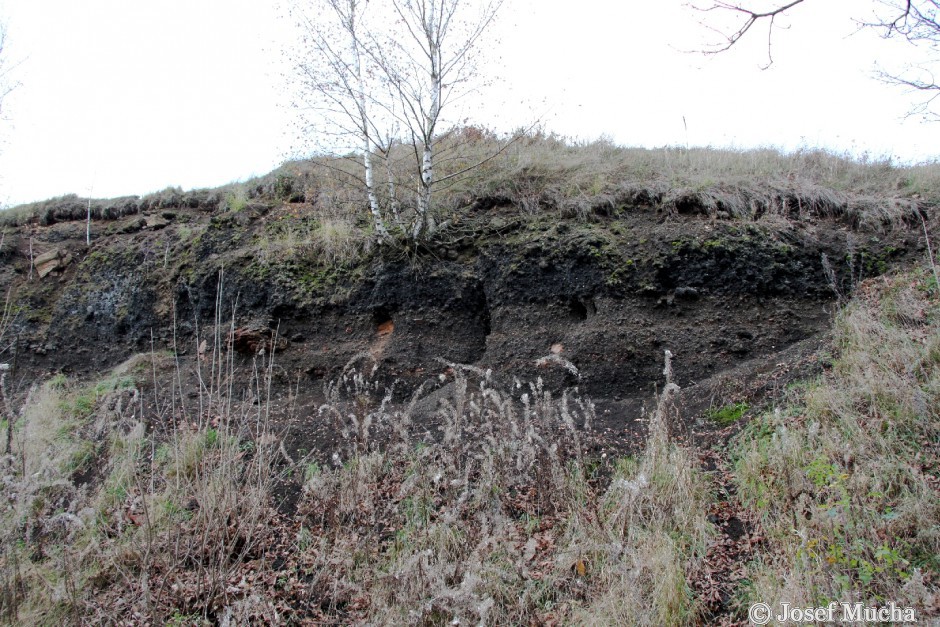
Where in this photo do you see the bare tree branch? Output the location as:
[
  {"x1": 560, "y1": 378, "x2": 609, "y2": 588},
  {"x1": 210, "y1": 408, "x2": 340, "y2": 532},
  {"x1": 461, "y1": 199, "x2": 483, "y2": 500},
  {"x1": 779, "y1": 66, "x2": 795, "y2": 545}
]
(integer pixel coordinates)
[
  {"x1": 859, "y1": 2, "x2": 940, "y2": 116},
  {"x1": 693, "y1": 0, "x2": 808, "y2": 67},
  {"x1": 695, "y1": 0, "x2": 940, "y2": 118},
  {"x1": 0, "y1": 22, "x2": 21, "y2": 123}
]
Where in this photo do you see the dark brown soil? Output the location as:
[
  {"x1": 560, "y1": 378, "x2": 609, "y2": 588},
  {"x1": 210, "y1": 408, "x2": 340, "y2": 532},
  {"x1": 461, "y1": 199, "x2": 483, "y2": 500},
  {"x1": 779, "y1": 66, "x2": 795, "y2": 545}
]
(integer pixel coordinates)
[{"x1": 0, "y1": 197, "x2": 929, "y2": 461}]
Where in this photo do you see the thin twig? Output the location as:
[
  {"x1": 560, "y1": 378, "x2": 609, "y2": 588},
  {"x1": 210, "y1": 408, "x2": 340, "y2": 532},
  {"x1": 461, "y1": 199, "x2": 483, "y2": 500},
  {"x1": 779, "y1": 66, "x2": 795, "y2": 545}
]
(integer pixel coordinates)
[{"x1": 919, "y1": 211, "x2": 940, "y2": 291}]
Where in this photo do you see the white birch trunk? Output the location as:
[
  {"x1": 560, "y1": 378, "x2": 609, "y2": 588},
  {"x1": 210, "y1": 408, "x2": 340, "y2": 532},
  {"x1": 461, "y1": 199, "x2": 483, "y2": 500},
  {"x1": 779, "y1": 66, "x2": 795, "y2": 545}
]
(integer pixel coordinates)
[
  {"x1": 362, "y1": 140, "x2": 387, "y2": 238},
  {"x1": 348, "y1": 1, "x2": 388, "y2": 239},
  {"x1": 384, "y1": 148, "x2": 401, "y2": 228},
  {"x1": 415, "y1": 3, "x2": 442, "y2": 239}
]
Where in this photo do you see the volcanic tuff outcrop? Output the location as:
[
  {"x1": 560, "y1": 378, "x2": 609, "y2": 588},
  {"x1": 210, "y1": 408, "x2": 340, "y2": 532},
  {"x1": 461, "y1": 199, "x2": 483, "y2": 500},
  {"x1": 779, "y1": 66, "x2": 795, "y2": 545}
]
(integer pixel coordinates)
[{"x1": 0, "y1": 190, "x2": 928, "y2": 452}]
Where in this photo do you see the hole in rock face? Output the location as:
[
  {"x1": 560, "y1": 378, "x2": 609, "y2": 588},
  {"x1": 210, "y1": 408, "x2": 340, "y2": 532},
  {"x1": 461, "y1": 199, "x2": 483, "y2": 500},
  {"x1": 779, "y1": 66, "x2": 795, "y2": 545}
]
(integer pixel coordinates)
[
  {"x1": 373, "y1": 306, "x2": 394, "y2": 336},
  {"x1": 675, "y1": 194, "x2": 706, "y2": 215},
  {"x1": 479, "y1": 292, "x2": 492, "y2": 338},
  {"x1": 569, "y1": 298, "x2": 587, "y2": 321},
  {"x1": 568, "y1": 297, "x2": 596, "y2": 321},
  {"x1": 271, "y1": 304, "x2": 295, "y2": 320},
  {"x1": 372, "y1": 306, "x2": 392, "y2": 325},
  {"x1": 457, "y1": 282, "x2": 490, "y2": 362}
]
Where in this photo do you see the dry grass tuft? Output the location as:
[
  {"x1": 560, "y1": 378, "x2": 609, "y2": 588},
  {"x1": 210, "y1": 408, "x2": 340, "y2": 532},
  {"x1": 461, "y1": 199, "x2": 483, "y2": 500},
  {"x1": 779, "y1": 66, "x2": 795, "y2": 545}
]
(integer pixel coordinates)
[
  {"x1": 0, "y1": 321, "x2": 285, "y2": 623},
  {"x1": 254, "y1": 209, "x2": 368, "y2": 270},
  {"x1": 292, "y1": 351, "x2": 713, "y2": 624},
  {"x1": 563, "y1": 351, "x2": 714, "y2": 625}
]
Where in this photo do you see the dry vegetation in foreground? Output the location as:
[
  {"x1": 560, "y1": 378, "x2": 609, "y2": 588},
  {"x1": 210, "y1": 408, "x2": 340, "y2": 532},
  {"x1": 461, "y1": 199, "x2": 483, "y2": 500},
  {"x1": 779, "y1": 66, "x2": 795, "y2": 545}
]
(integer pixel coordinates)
[
  {"x1": 0, "y1": 325, "x2": 714, "y2": 624},
  {"x1": 726, "y1": 263, "x2": 940, "y2": 620},
  {"x1": 2, "y1": 132, "x2": 936, "y2": 234},
  {"x1": 0, "y1": 262, "x2": 937, "y2": 624}
]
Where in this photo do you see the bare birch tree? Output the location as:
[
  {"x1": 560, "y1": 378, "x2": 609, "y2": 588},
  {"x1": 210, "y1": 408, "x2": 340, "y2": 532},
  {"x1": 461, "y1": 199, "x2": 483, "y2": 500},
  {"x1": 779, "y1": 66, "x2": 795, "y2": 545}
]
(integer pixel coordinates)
[
  {"x1": 376, "y1": 0, "x2": 503, "y2": 239},
  {"x1": 292, "y1": 0, "x2": 503, "y2": 241},
  {"x1": 292, "y1": 0, "x2": 391, "y2": 238}
]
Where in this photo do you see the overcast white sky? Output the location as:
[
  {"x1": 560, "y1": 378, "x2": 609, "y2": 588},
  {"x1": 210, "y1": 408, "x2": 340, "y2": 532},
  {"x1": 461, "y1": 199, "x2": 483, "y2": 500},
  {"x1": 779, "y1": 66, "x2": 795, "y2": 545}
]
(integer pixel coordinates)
[{"x1": 0, "y1": 0, "x2": 937, "y2": 206}]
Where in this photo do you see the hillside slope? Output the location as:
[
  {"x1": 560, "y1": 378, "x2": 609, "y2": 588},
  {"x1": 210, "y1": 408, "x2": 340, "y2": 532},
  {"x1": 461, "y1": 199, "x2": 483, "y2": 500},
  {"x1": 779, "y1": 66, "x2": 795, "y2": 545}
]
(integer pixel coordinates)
[{"x1": 0, "y1": 143, "x2": 937, "y2": 623}]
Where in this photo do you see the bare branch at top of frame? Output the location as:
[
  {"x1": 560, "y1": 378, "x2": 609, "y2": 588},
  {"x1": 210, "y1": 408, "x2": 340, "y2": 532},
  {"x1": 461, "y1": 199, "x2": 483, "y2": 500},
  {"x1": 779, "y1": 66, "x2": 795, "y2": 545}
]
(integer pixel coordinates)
[{"x1": 692, "y1": 0, "x2": 808, "y2": 68}]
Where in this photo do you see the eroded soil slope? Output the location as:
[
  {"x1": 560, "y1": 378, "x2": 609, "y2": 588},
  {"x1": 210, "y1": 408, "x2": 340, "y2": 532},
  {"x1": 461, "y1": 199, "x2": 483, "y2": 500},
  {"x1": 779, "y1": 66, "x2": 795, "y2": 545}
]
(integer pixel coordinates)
[{"x1": 0, "y1": 195, "x2": 928, "y2": 454}]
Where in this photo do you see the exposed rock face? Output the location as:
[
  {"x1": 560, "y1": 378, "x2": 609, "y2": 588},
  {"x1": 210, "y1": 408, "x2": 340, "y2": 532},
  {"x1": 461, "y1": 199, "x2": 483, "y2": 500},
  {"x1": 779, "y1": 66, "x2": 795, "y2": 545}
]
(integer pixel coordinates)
[
  {"x1": 144, "y1": 215, "x2": 170, "y2": 230},
  {"x1": 230, "y1": 325, "x2": 289, "y2": 355},
  {"x1": 34, "y1": 249, "x2": 73, "y2": 278},
  {"x1": 0, "y1": 201, "x2": 926, "y2": 446}
]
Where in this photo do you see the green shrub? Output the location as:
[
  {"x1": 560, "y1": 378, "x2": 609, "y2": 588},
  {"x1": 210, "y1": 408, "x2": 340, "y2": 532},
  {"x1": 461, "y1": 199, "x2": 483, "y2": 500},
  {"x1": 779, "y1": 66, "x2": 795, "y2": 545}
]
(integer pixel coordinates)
[{"x1": 706, "y1": 401, "x2": 749, "y2": 425}]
